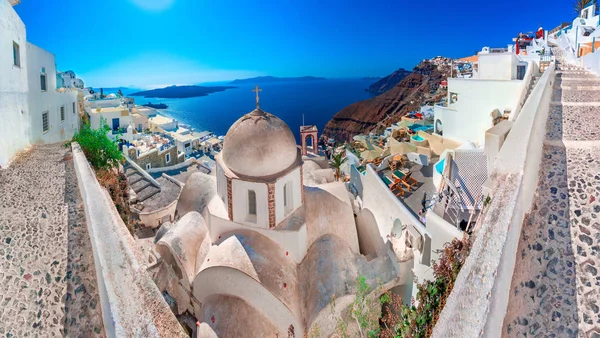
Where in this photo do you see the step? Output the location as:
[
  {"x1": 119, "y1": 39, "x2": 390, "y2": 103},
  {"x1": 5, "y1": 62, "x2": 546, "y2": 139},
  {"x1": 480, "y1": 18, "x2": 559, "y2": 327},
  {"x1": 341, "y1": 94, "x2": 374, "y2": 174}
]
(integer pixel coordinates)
[
  {"x1": 124, "y1": 167, "x2": 138, "y2": 177},
  {"x1": 546, "y1": 105, "x2": 600, "y2": 142},
  {"x1": 127, "y1": 172, "x2": 144, "y2": 184},
  {"x1": 559, "y1": 85, "x2": 600, "y2": 91},
  {"x1": 553, "y1": 90, "x2": 600, "y2": 103},
  {"x1": 131, "y1": 179, "x2": 152, "y2": 193},
  {"x1": 136, "y1": 186, "x2": 161, "y2": 202},
  {"x1": 557, "y1": 73, "x2": 597, "y2": 79}
]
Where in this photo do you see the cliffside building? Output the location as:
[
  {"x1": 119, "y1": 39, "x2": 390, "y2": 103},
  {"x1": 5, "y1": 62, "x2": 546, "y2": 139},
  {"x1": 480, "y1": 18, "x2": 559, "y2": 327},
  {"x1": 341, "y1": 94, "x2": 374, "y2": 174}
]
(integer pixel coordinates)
[{"x1": 1, "y1": 0, "x2": 79, "y2": 167}]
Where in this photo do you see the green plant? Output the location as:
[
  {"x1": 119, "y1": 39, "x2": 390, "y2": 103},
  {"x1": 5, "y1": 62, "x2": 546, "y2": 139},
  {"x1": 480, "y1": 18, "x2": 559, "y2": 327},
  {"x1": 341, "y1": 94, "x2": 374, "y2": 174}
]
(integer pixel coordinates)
[
  {"x1": 329, "y1": 276, "x2": 384, "y2": 338},
  {"x1": 383, "y1": 235, "x2": 471, "y2": 338},
  {"x1": 69, "y1": 118, "x2": 124, "y2": 170},
  {"x1": 352, "y1": 276, "x2": 381, "y2": 338},
  {"x1": 330, "y1": 150, "x2": 348, "y2": 181}
]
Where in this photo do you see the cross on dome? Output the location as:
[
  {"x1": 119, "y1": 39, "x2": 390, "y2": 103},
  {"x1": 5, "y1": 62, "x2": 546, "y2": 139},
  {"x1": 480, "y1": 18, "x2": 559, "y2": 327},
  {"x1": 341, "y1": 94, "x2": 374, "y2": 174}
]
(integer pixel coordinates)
[{"x1": 252, "y1": 85, "x2": 262, "y2": 109}]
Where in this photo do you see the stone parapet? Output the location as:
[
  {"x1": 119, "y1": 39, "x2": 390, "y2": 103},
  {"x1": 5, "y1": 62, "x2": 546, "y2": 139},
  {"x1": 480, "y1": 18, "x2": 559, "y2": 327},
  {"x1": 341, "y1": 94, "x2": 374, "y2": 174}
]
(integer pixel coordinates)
[
  {"x1": 432, "y1": 63, "x2": 556, "y2": 338},
  {"x1": 71, "y1": 143, "x2": 187, "y2": 337}
]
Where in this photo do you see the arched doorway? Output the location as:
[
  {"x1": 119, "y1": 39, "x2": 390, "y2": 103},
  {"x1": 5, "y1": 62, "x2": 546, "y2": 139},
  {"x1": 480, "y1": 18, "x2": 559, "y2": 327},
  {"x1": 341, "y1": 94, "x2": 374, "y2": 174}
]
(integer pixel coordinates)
[{"x1": 435, "y1": 119, "x2": 443, "y2": 135}]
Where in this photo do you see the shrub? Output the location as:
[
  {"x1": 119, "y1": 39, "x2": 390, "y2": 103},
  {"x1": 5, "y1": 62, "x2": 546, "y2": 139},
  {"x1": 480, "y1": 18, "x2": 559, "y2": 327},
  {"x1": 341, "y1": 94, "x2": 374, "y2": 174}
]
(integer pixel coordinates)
[
  {"x1": 70, "y1": 118, "x2": 123, "y2": 170},
  {"x1": 381, "y1": 235, "x2": 472, "y2": 338}
]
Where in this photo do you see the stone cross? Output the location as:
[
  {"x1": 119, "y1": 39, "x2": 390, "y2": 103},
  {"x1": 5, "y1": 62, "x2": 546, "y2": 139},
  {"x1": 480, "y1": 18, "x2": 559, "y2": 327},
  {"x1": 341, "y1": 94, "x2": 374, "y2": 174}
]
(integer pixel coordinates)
[{"x1": 252, "y1": 85, "x2": 262, "y2": 109}]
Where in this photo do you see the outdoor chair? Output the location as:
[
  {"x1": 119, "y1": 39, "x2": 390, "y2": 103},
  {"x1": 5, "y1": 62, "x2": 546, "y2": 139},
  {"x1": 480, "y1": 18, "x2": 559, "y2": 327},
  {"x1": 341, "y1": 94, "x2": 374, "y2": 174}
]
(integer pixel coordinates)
[
  {"x1": 382, "y1": 175, "x2": 405, "y2": 197},
  {"x1": 393, "y1": 170, "x2": 418, "y2": 191}
]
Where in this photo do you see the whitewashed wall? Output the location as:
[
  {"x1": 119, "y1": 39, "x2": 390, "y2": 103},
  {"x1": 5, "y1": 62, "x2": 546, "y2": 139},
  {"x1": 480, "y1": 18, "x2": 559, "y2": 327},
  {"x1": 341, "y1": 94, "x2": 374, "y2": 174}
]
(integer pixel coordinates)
[
  {"x1": 442, "y1": 79, "x2": 522, "y2": 145},
  {"x1": 274, "y1": 167, "x2": 302, "y2": 224},
  {"x1": 477, "y1": 53, "x2": 519, "y2": 80},
  {"x1": 27, "y1": 43, "x2": 78, "y2": 145},
  {"x1": 0, "y1": 0, "x2": 29, "y2": 167},
  {"x1": 231, "y1": 179, "x2": 269, "y2": 228},
  {"x1": 88, "y1": 109, "x2": 132, "y2": 131}
]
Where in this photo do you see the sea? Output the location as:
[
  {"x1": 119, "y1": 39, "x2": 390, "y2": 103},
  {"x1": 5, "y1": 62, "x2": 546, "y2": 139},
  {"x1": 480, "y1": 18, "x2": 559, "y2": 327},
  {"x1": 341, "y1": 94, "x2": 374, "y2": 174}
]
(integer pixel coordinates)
[{"x1": 120, "y1": 79, "x2": 375, "y2": 142}]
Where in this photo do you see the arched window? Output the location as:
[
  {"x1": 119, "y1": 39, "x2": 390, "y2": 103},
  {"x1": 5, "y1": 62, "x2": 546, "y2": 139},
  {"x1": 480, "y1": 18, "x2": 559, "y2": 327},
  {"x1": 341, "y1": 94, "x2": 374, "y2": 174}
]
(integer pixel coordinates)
[
  {"x1": 248, "y1": 190, "x2": 256, "y2": 216},
  {"x1": 283, "y1": 182, "x2": 293, "y2": 216}
]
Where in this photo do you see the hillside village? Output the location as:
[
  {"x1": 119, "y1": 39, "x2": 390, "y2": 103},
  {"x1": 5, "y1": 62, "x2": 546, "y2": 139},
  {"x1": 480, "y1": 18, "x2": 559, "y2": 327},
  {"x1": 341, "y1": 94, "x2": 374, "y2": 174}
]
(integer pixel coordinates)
[{"x1": 2, "y1": 0, "x2": 600, "y2": 337}]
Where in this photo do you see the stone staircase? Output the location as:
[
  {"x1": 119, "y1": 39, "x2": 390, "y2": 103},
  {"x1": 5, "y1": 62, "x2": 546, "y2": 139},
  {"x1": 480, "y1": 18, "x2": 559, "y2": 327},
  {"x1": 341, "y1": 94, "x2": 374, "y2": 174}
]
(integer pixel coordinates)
[
  {"x1": 526, "y1": 73, "x2": 541, "y2": 97},
  {"x1": 123, "y1": 162, "x2": 161, "y2": 203},
  {"x1": 503, "y1": 48, "x2": 600, "y2": 337}
]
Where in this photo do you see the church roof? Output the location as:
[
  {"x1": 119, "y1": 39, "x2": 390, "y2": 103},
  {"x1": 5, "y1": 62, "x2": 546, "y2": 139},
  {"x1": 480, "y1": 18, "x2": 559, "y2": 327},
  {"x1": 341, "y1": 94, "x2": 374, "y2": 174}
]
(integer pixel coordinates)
[{"x1": 221, "y1": 107, "x2": 300, "y2": 179}]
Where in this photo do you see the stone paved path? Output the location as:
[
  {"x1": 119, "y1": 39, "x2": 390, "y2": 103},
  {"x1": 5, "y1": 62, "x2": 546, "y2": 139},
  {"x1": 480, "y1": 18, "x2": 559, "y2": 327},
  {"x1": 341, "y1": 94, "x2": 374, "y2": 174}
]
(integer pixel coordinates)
[
  {"x1": 0, "y1": 144, "x2": 104, "y2": 337},
  {"x1": 504, "y1": 50, "x2": 600, "y2": 337}
]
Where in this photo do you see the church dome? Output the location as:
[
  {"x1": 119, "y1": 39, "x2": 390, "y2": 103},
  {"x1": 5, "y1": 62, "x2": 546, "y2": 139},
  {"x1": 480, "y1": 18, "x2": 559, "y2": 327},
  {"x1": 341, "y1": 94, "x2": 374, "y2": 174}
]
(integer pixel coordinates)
[{"x1": 222, "y1": 108, "x2": 299, "y2": 178}]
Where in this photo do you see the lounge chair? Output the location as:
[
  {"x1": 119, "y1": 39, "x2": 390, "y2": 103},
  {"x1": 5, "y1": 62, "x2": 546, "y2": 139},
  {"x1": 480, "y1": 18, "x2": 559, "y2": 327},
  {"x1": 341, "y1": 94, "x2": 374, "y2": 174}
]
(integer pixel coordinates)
[
  {"x1": 393, "y1": 170, "x2": 418, "y2": 191},
  {"x1": 382, "y1": 175, "x2": 405, "y2": 197}
]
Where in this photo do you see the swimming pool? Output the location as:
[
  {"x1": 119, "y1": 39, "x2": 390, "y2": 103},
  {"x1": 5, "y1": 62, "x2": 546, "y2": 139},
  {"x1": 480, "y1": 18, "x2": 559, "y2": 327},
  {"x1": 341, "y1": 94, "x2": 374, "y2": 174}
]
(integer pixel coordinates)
[
  {"x1": 408, "y1": 124, "x2": 434, "y2": 132},
  {"x1": 412, "y1": 135, "x2": 425, "y2": 142},
  {"x1": 435, "y1": 159, "x2": 445, "y2": 174}
]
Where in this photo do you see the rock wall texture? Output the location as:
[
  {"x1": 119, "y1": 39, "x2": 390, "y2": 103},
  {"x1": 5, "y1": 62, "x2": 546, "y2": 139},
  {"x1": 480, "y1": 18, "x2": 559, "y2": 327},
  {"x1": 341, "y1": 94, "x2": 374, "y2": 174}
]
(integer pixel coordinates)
[{"x1": 324, "y1": 60, "x2": 450, "y2": 142}]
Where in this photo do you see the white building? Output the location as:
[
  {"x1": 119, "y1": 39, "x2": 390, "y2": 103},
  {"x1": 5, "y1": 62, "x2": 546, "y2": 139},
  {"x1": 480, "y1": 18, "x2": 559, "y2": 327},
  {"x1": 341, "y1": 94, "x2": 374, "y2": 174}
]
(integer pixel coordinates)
[
  {"x1": 27, "y1": 43, "x2": 79, "y2": 145},
  {"x1": 149, "y1": 115, "x2": 178, "y2": 132},
  {"x1": 0, "y1": 0, "x2": 29, "y2": 167},
  {"x1": 57, "y1": 70, "x2": 84, "y2": 89},
  {"x1": 0, "y1": 0, "x2": 79, "y2": 167},
  {"x1": 434, "y1": 47, "x2": 534, "y2": 146}
]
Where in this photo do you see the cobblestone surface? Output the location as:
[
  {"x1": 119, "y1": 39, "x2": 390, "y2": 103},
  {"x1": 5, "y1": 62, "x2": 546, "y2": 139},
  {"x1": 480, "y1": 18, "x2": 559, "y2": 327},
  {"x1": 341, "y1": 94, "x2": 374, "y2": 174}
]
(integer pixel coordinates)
[
  {"x1": 0, "y1": 144, "x2": 104, "y2": 337},
  {"x1": 504, "y1": 50, "x2": 600, "y2": 337},
  {"x1": 547, "y1": 105, "x2": 600, "y2": 141}
]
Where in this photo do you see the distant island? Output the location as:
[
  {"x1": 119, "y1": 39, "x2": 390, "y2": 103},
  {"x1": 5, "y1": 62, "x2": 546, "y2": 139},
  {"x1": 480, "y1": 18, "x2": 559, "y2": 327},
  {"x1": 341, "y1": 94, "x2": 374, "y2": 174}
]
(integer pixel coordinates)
[
  {"x1": 130, "y1": 85, "x2": 235, "y2": 99},
  {"x1": 230, "y1": 76, "x2": 326, "y2": 84},
  {"x1": 142, "y1": 102, "x2": 168, "y2": 109},
  {"x1": 361, "y1": 76, "x2": 382, "y2": 80}
]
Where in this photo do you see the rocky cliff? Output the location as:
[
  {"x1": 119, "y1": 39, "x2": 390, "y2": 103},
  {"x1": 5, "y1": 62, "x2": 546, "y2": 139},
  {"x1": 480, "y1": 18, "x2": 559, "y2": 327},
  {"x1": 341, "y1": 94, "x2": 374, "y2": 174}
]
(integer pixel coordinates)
[
  {"x1": 323, "y1": 60, "x2": 451, "y2": 142},
  {"x1": 366, "y1": 68, "x2": 412, "y2": 94}
]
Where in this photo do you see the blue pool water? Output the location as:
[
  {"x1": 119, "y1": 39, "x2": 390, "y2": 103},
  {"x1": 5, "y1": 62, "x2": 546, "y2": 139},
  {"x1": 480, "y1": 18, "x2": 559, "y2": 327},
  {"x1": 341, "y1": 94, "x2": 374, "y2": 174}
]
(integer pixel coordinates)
[
  {"x1": 408, "y1": 124, "x2": 434, "y2": 132},
  {"x1": 412, "y1": 135, "x2": 424, "y2": 142},
  {"x1": 435, "y1": 159, "x2": 445, "y2": 174}
]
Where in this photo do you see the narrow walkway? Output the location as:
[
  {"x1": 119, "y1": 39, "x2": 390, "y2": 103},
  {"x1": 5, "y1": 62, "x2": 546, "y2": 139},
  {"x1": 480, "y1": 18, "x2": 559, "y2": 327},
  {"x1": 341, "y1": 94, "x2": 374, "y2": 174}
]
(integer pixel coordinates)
[
  {"x1": 0, "y1": 144, "x2": 104, "y2": 337},
  {"x1": 504, "y1": 51, "x2": 600, "y2": 336}
]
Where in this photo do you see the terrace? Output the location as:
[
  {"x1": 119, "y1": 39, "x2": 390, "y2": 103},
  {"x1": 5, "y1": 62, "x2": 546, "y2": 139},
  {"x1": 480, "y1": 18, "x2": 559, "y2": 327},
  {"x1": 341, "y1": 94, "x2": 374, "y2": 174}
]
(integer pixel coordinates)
[
  {"x1": 377, "y1": 159, "x2": 437, "y2": 221},
  {"x1": 128, "y1": 133, "x2": 176, "y2": 157}
]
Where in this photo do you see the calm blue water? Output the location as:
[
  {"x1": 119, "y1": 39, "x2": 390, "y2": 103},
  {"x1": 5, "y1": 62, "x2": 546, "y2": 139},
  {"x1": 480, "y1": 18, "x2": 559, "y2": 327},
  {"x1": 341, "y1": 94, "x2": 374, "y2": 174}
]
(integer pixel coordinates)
[{"x1": 128, "y1": 79, "x2": 374, "y2": 142}]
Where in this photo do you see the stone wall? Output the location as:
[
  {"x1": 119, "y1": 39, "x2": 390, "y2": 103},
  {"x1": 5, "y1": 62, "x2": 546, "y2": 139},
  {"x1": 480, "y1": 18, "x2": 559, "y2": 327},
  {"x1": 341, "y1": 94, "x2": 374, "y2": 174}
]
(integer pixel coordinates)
[
  {"x1": 71, "y1": 143, "x2": 187, "y2": 337},
  {"x1": 128, "y1": 145, "x2": 182, "y2": 169}
]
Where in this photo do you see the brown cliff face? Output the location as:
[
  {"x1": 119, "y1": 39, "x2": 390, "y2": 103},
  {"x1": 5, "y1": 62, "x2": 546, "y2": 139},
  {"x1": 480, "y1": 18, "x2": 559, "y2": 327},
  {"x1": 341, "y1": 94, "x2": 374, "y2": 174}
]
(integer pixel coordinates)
[
  {"x1": 366, "y1": 68, "x2": 412, "y2": 94},
  {"x1": 324, "y1": 60, "x2": 450, "y2": 142}
]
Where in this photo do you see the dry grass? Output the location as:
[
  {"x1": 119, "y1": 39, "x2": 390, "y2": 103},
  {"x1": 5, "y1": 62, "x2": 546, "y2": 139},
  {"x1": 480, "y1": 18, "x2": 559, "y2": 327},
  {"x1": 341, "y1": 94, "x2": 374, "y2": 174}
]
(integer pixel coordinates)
[{"x1": 96, "y1": 168, "x2": 135, "y2": 234}]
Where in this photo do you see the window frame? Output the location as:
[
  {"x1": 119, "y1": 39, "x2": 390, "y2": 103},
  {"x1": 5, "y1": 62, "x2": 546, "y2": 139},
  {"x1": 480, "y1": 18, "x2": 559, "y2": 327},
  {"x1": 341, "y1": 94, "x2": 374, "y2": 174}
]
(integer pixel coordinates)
[
  {"x1": 146, "y1": 163, "x2": 152, "y2": 170},
  {"x1": 40, "y1": 73, "x2": 47, "y2": 92},
  {"x1": 13, "y1": 41, "x2": 20, "y2": 68},
  {"x1": 165, "y1": 153, "x2": 171, "y2": 164},
  {"x1": 42, "y1": 111, "x2": 49, "y2": 133},
  {"x1": 60, "y1": 105, "x2": 65, "y2": 122},
  {"x1": 73, "y1": 102, "x2": 76, "y2": 114},
  {"x1": 247, "y1": 189, "x2": 257, "y2": 222}
]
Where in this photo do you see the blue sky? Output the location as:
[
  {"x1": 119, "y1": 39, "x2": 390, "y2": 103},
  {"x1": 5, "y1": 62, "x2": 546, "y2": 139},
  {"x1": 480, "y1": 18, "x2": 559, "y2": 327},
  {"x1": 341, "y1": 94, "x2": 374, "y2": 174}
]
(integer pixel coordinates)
[{"x1": 16, "y1": 0, "x2": 574, "y2": 88}]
